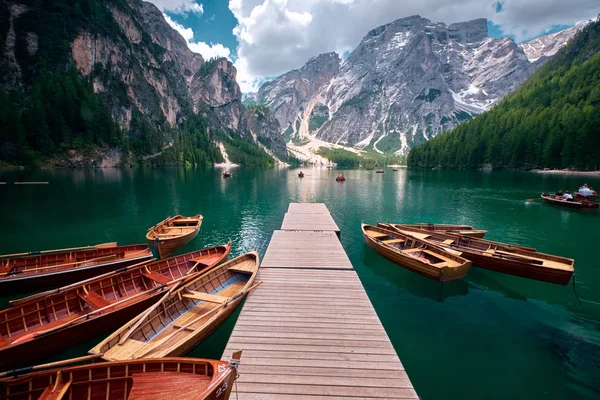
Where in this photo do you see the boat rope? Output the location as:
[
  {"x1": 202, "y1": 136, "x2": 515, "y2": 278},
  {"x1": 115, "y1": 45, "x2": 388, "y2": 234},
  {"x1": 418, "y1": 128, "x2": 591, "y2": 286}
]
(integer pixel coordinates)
[{"x1": 571, "y1": 274, "x2": 583, "y2": 310}]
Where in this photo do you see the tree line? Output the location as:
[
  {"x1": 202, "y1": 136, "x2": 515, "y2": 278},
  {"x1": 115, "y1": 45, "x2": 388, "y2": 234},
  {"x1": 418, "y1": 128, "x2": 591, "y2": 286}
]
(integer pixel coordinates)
[{"x1": 408, "y1": 21, "x2": 600, "y2": 171}]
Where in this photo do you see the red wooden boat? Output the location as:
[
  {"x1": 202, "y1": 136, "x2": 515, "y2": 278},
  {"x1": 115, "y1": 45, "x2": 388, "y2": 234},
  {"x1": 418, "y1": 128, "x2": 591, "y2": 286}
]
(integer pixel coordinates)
[
  {"x1": 0, "y1": 354, "x2": 241, "y2": 400},
  {"x1": 541, "y1": 194, "x2": 598, "y2": 210},
  {"x1": 0, "y1": 244, "x2": 153, "y2": 296},
  {"x1": 0, "y1": 244, "x2": 230, "y2": 372}
]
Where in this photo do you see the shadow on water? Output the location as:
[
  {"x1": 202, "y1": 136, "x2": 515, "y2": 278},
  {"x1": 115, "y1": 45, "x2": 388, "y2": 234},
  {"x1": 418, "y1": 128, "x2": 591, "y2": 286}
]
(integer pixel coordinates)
[{"x1": 360, "y1": 244, "x2": 470, "y2": 302}]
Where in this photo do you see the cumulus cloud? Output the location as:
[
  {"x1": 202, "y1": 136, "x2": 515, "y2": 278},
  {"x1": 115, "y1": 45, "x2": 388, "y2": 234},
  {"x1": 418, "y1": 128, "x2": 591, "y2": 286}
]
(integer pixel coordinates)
[
  {"x1": 150, "y1": 0, "x2": 204, "y2": 14},
  {"x1": 163, "y1": 14, "x2": 231, "y2": 60},
  {"x1": 230, "y1": 0, "x2": 600, "y2": 92}
]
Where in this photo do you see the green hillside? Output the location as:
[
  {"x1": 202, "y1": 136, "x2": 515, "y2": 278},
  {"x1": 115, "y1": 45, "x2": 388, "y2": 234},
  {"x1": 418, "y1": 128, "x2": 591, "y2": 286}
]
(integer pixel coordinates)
[{"x1": 408, "y1": 21, "x2": 600, "y2": 170}]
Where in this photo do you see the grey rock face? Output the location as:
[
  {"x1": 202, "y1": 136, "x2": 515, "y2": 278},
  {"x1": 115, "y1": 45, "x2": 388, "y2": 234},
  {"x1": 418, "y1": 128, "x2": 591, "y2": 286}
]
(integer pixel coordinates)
[
  {"x1": 520, "y1": 23, "x2": 587, "y2": 62},
  {"x1": 316, "y1": 15, "x2": 535, "y2": 154},
  {"x1": 257, "y1": 52, "x2": 341, "y2": 129},
  {"x1": 259, "y1": 15, "x2": 577, "y2": 155}
]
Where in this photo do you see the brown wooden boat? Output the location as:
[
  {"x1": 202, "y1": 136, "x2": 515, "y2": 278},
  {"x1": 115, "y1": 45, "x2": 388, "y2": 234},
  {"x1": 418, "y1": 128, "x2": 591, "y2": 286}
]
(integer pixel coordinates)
[
  {"x1": 541, "y1": 194, "x2": 598, "y2": 210},
  {"x1": 376, "y1": 169, "x2": 384, "y2": 173},
  {"x1": 91, "y1": 252, "x2": 260, "y2": 361},
  {"x1": 0, "y1": 244, "x2": 230, "y2": 372},
  {"x1": 383, "y1": 223, "x2": 575, "y2": 285},
  {"x1": 362, "y1": 223, "x2": 471, "y2": 282},
  {"x1": 0, "y1": 244, "x2": 153, "y2": 296},
  {"x1": 223, "y1": 172, "x2": 232, "y2": 178},
  {"x1": 399, "y1": 223, "x2": 487, "y2": 238},
  {"x1": 146, "y1": 215, "x2": 203, "y2": 258},
  {"x1": 0, "y1": 353, "x2": 241, "y2": 400}
]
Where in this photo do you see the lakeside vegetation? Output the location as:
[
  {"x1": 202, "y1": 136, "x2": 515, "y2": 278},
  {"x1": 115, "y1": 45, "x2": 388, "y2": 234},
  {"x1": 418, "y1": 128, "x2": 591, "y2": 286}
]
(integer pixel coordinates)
[
  {"x1": 317, "y1": 147, "x2": 405, "y2": 167},
  {"x1": 408, "y1": 21, "x2": 600, "y2": 171}
]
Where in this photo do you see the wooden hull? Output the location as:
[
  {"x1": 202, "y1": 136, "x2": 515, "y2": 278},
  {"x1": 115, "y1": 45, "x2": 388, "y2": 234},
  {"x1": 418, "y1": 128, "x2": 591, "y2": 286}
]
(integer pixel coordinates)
[
  {"x1": 386, "y1": 224, "x2": 574, "y2": 285},
  {"x1": 456, "y1": 250, "x2": 573, "y2": 285},
  {"x1": 0, "y1": 358, "x2": 237, "y2": 400},
  {"x1": 362, "y1": 225, "x2": 470, "y2": 282},
  {"x1": 146, "y1": 215, "x2": 203, "y2": 258},
  {"x1": 541, "y1": 194, "x2": 598, "y2": 210},
  {"x1": 0, "y1": 245, "x2": 230, "y2": 371},
  {"x1": 0, "y1": 251, "x2": 152, "y2": 296},
  {"x1": 150, "y1": 230, "x2": 200, "y2": 258},
  {"x1": 0, "y1": 294, "x2": 161, "y2": 372},
  {"x1": 363, "y1": 234, "x2": 468, "y2": 282},
  {"x1": 92, "y1": 252, "x2": 259, "y2": 361}
]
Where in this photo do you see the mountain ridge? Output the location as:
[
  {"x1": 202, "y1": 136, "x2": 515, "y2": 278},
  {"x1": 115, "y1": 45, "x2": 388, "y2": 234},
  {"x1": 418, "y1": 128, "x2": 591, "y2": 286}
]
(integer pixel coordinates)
[{"x1": 257, "y1": 15, "x2": 585, "y2": 156}]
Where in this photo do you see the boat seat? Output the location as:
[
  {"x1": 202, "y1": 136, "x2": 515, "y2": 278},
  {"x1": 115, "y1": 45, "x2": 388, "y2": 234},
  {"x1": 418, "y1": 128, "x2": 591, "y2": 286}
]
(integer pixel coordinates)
[
  {"x1": 128, "y1": 372, "x2": 212, "y2": 400},
  {"x1": 403, "y1": 248, "x2": 423, "y2": 253},
  {"x1": 38, "y1": 375, "x2": 72, "y2": 400},
  {"x1": 141, "y1": 272, "x2": 171, "y2": 285},
  {"x1": 191, "y1": 253, "x2": 223, "y2": 268},
  {"x1": 443, "y1": 239, "x2": 455, "y2": 245},
  {"x1": 484, "y1": 249, "x2": 496, "y2": 255},
  {"x1": 78, "y1": 291, "x2": 111, "y2": 310},
  {"x1": 382, "y1": 239, "x2": 405, "y2": 245},
  {"x1": 182, "y1": 291, "x2": 228, "y2": 304}
]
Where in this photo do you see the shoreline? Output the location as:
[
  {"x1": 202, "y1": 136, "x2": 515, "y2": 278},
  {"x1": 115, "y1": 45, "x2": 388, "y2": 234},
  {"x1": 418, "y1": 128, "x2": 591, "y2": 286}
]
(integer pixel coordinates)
[{"x1": 532, "y1": 169, "x2": 600, "y2": 176}]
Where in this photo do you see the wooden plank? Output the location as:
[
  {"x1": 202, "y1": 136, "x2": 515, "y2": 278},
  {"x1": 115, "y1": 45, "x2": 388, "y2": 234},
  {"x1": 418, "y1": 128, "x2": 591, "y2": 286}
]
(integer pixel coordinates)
[
  {"x1": 261, "y1": 231, "x2": 351, "y2": 270},
  {"x1": 233, "y1": 383, "x2": 417, "y2": 398},
  {"x1": 236, "y1": 373, "x2": 413, "y2": 388},
  {"x1": 222, "y1": 203, "x2": 417, "y2": 399},
  {"x1": 287, "y1": 203, "x2": 330, "y2": 214},
  {"x1": 281, "y1": 213, "x2": 340, "y2": 233}
]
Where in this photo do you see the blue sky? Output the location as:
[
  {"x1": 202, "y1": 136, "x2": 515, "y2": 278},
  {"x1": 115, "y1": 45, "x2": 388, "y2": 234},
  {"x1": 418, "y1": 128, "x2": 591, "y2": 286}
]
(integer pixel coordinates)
[{"x1": 150, "y1": 0, "x2": 600, "y2": 92}]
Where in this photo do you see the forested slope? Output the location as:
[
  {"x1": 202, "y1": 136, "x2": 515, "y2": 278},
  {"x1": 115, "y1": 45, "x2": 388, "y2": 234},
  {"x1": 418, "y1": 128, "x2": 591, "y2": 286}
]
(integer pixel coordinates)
[{"x1": 408, "y1": 21, "x2": 600, "y2": 170}]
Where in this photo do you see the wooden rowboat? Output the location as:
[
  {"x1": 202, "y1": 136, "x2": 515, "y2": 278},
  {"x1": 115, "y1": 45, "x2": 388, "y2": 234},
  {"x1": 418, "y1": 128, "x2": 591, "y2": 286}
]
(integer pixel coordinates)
[
  {"x1": 376, "y1": 169, "x2": 384, "y2": 173},
  {"x1": 91, "y1": 252, "x2": 260, "y2": 361},
  {"x1": 0, "y1": 244, "x2": 230, "y2": 372},
  {"x1": 541, "y1": 194, "x2": 598, "y2": 210},
  {"x1": 383, "y1": 223, "x2": 575, "y2": 285},
  {"x1": 0, "y1": 244, "x2": 153, "y2": 296},
  {"x1": 146, "y1": 215, "x2": 203, "y2": 258},
  {"x1": 399, "y1": 223, "x2": 487, "y2": 238},
  {"x1": 362, "y1": 224, "x2": 471, "y2": 282},
  {"x1": 0, "y1": 354, "x2": 241, "y2": 400}
]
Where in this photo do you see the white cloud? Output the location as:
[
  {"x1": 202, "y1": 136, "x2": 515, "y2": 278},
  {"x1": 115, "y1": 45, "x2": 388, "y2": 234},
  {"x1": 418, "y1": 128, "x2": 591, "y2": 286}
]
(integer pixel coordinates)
[
  {"x1": 150, "y1": 0, "x2": 204, "y2": 14},
  {"x1": 189, "y1": 42, "x2": 232, "y2": 59},
  {"x1": 230, "y1": 0, "x2": 600, "y2": 92},
  {"x1": 163, "y1": 13, "x2": 232, "y2": 61}
]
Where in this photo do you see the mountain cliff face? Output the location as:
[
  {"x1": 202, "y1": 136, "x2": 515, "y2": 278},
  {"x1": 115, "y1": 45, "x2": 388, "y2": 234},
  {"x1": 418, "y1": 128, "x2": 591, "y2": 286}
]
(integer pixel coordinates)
[
  {"x1": 0, "y1": 0, "x2": 284, "y2": 166},
  {"x1": 257, "y1": 52, "x2": 341, "y2": 131},
  {"x1": 258, "y1": 16, "x2": 582, "y2": 155},
  {"x1": 520, "y1": 23, "x2": 588, "y2": 62}
]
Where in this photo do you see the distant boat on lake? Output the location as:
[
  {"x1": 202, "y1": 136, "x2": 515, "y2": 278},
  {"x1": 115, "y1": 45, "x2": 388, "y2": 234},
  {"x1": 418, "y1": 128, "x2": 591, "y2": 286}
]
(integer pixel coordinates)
[
  {"x1": 541, "y1": 194, "x2": 598, "y2": 210},
  {"x1": 223, "y1": 172, "x2": 232, "y2": 178}
]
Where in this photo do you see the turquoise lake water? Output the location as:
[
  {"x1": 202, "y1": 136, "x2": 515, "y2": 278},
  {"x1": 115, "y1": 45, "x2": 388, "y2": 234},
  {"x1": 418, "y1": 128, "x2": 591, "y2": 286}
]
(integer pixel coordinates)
[{"x1": 1, "y1": 167, "x2": 599, "y2": 399}]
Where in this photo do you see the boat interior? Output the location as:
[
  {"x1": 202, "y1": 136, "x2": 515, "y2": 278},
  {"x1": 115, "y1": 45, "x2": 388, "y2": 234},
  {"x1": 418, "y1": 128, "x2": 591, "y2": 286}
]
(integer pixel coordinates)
[
  {"x1": 0, "y1": 251, "x2": 223, "y2": 348},
  {"x1": 0, "y1": 360, "x2": 218, "y2": 400},
  {"x1": 394, "y1": 226, "x2": 574, "y2": 271},
  {"x1": 99, "y1": 256, "x2": 256, "y2": 360},
  {"x1": 365, "y1": 227, "x2": 454, "y2": 266}
]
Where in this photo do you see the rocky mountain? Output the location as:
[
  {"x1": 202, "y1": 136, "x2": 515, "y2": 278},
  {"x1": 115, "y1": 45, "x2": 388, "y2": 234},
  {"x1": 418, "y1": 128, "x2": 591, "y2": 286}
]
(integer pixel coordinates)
[
  {"x1": 257, "y1": 52, "x2": 340, "y2": 134},
  {"x1": 520, "y1": 22, "x2": 588, "y2": 62},
  {"x1": 0, "y1": 0, "x2": 285, "y2": 166},
  {"x1": 258, "y1": 16, "x2": 582, "y2": 155},
  {"x1": 408, "y1": 20, "x2": 600, "y2": 170}
]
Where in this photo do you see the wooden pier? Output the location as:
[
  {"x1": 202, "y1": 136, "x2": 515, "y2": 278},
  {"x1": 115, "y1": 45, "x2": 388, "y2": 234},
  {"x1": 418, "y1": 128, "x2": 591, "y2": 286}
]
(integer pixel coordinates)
[{"x1": 223, "y1": 203, "x2": 417, "y2": 399}]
